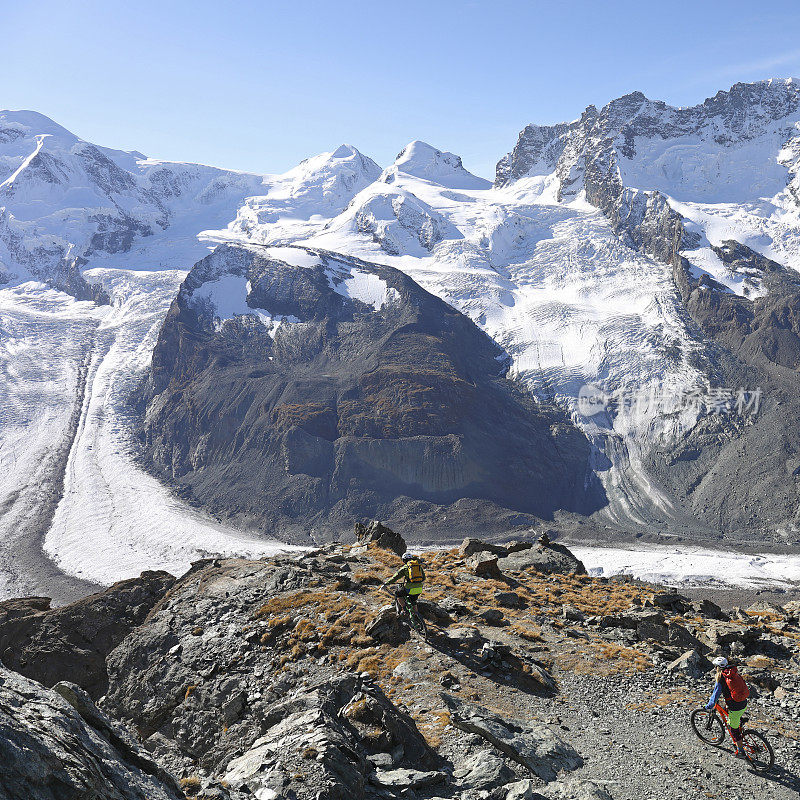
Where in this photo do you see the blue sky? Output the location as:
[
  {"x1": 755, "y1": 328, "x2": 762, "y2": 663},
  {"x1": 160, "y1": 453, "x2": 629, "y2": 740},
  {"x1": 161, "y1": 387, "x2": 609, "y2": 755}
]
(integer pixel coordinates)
[{"x1": 4, "y1": 0, "x2": 800, "y2": 178}]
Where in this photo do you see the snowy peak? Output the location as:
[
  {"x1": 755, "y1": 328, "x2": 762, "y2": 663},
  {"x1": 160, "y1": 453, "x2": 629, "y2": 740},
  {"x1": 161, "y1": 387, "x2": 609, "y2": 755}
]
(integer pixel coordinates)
[
  {"x1": 280, "y1": 143, "x2": 381, "y2": 201},
  {"x1": 385, "y1": 140, "x2": 490, "y2": 189},
  {"x1": 496, "y1": 79, "x2": 800, "y2": 195},
  {"x1": 288, "y1": 143, "x2": 377, "y2": 174},
  {"x1": 0, "y1": 111, "x2": 269, "y2": 295},
  {"x1": 0, "y1": 110, "x2": 81, "y2": 150},
  {"x1": 221, "y1": 145, "x2": 381, "y2": 245},
  {"x1": 331, "y1": 143, "x2": 360, "y2": 159}
]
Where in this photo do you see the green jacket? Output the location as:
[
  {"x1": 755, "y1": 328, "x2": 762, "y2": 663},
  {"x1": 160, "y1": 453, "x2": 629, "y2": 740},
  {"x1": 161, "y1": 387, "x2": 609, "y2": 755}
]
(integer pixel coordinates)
[{"x1": 386, "y1": 561, "x2": 426, "y2": 594}]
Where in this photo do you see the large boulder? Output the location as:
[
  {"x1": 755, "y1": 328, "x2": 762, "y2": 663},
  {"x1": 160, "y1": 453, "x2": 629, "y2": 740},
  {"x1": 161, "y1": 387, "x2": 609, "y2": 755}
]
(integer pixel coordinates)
[
  {"x1": 601, "y1": 609, "x2": 664, "y2": 630},
  {"x1": 651, "y1": 591, "x2": 691, "y2": 613},
  {"x1": 667, "y1": 649, "x2": 713, "y2": 678},
  {"x1": 365, "y1": 605, "x2": 406, "y2": 644},
  {"x1": 0, "y1": 570, "x2": 175, "y2": 698},
  {"x1": 468, "y1": 551, "x2": 502, "y2": 578},
  {"x1": 458, "y1": 538, "x2": 511, "y2": 558},
  {"x1": 691, "y1": 598, "x2": 727, "y2": 620},
  {"x1": 497, "y1": 542, "x2": 586, "y2": 576},
  {"x1": 637, "y1": 620, "x2": 705, "y2": 652},
  {"x1": 453, "y1": 748, "x2": 514, "y2": 790},
  {"x1": 441, "y1": 694, "x2": 582, "y2": 782},
  {"x1": 353, "y1": 520, "x2": 406, "y2": 555},
  {"x1": 702, "y1": 621, "x2": 762, "y2": 648},
  {"x1": 0, "y1": 665, "x2": 182, "y2": 800}
]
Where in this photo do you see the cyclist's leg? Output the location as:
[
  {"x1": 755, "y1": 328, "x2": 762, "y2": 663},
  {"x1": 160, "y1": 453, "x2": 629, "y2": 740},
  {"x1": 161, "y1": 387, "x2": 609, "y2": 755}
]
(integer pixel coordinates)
[
  {"x1": 728, "y1": 705, "x2": 746, "y2": 752},
  {"x1": 393, "y1": 587, "x2": 405, "y2": 615}
]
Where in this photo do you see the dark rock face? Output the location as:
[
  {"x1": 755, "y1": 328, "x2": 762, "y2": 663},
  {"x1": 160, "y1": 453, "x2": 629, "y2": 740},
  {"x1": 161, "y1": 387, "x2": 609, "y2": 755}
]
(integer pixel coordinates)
[
  {"x1": 496, "y1": 81, "x2": 800, "y2": 193},
  {"x1": 140, "y1": 244, "x2": 603, "y2": 540},
  {"x1": 0, "y1": 665, "x2": 182, "y2": 800},
  {"x1": 646, "y1": 245, "x2": 800, "y2": 537},
  {"x1": 0, "y1": 570, "x2": 175, "y2": 698},
  {"x1": 353, "y1": 520, "x2": 407, "y2": 555}
]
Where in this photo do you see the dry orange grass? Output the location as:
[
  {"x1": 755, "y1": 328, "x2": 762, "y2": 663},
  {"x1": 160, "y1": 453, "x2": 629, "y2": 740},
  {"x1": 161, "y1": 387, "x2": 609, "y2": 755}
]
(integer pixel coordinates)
[
  {"x1": 508, "y1": 621, "x2": 543, "y2": 641},
  {"x1": 254, "y1": 590, "x2": 329, "y2": 618},
  {"x1": 415, "y1": 709, "x2": 451, "y2": 749},
  {"x1": 416, "y1": 547, "x2": 647, "y2": 622},
  {"x1": 555, "y1": 640, "x2": 651, "y2": 676}
]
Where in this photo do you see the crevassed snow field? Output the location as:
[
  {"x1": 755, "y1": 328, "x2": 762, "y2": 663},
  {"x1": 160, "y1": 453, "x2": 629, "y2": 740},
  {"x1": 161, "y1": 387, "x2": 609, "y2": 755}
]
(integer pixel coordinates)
[{"x1": 569, "y1": 543, "x2": 800, "y2": 590}]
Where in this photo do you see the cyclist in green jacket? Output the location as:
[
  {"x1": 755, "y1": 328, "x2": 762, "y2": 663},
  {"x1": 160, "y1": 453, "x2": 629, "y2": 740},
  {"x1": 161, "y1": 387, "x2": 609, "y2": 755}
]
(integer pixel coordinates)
[{"x1": 383, "y1": 553, "x2": 426, "y2": 605}]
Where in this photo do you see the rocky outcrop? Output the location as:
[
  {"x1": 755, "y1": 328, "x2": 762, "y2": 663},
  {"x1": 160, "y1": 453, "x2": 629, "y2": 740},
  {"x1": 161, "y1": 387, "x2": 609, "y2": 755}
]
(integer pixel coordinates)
[
  {"x1": 222, "y1": 675, "x2": 440, "y2": 800},
  {"x1": 353, "y1": 520, "x2": 407, "y2": 555},
  {"x1": 506, "y1": 777, "x2": 613, "y2": 800},
  {"x1": 0, "y1": 665, "x2": 182, "y2": 800},
  {"x1": 498, "y1": 541, "x2": 586, "y2": 576},
  {"x1": 101, "y1": 555, "x2": 439, "y2": 786},
  {"x1": 0, "y1": 570, "x2": 175, "y2": 698},
  {"x1": 4, "y1": 536, "x2": 798, "y2": 799},
  {"x1": 441, "y1": 694, "x2": 582, "y2": 781},
  {"x1": 140, "y1": 243, "x2": 602, "y2": 541}
]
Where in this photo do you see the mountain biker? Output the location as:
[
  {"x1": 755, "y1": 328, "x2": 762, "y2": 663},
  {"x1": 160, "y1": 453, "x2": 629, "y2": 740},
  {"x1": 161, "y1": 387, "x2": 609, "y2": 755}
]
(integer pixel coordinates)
[
  {"x1": 706, "y1": 655, "x2": 750, "y2": 755},
  {"x1": 383, "y1": 553, "x2": 426, "y2": 608}
]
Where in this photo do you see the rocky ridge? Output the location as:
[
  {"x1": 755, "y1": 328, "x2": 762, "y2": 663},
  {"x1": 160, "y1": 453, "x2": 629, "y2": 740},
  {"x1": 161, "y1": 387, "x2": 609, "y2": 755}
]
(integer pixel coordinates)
[
  {"x1": 2, "y1": 528, "x2": 799, "y2": 799},
  {"x1": 496, "y1": 79, "x2": 800, "y2": 541}
]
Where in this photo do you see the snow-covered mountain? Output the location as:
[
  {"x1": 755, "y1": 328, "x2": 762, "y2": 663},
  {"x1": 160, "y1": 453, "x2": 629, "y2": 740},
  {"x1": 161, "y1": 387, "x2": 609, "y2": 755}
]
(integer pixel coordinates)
[
  {"x1": 206, "y1": 139, "x2": 707, "y2": 531},
  {"x1": 3, "y1": 79, "x2": 800, "y2": 598},
  {"x1": 196, "y1": 79, "x2": 800, "y2": 540},
  {"x1": 496, "y1": 79, "x2": 800, "y2": 296},
  {"x1": 0, "y1": 110, "x2": 275, "y2": 297}
]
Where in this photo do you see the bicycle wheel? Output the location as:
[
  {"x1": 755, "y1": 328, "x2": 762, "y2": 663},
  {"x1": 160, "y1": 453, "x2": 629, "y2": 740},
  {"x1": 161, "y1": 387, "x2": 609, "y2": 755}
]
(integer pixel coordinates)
[
  {"x1": 409, "y1": 605, "x2": 428, "y2": 639},
  {"x1": 690, "y1": 709, "x2": 725, "y2": 745},
  {"x1": 742, "y1": 730, "x2": 774, "y2": 772}
]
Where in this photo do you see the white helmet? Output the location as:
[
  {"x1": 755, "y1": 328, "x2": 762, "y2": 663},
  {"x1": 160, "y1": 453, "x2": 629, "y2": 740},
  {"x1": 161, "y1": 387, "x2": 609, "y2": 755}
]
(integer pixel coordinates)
[{"x1": 712, "y1": 656, "x2": 728, "y2": 667}]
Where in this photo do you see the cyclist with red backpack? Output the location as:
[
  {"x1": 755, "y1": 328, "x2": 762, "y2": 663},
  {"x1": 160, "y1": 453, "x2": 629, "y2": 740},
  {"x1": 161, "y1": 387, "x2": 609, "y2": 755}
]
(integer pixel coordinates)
[
  {"x1": 384, "y1": 553, "x2": 426, "y2": 605},
  {"x1": 706, "y1": 655, "x2": 750, "y2": 755}
]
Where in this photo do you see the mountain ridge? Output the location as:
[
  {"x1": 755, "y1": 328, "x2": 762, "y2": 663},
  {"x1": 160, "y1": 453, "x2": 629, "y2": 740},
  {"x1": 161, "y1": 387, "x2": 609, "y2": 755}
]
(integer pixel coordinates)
[{"x1": 3, "y1": 80, "x2": 800, "y2": 597}]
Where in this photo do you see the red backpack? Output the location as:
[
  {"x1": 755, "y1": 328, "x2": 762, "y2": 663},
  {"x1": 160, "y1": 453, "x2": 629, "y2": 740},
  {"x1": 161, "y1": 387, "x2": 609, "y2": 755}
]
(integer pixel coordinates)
[{"x1": 723, "y1": 667, "x2": 750, "y2": 702}]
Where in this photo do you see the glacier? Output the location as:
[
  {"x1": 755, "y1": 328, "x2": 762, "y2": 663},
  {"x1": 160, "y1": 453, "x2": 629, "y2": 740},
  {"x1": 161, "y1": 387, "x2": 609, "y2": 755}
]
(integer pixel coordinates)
[{"x1": 2, "y1": 79, "x2": 800, "y2": 597}]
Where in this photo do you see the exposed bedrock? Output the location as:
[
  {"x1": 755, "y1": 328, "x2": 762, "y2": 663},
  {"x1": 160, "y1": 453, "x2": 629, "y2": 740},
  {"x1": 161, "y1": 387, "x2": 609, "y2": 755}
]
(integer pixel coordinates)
[
  {"x1": 139, "y1": 244, "x2": 605, "y2": 541},
  {"x1": 0, "y1": 570, "x2": 175, "y2": 699}
]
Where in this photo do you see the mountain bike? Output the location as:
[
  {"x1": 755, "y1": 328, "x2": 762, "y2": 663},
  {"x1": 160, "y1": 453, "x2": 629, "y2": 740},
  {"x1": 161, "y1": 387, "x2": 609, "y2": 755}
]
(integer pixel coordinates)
[
  {"x1": 382, "y1": 586, "x2": 428, "y2": 640},
  {"x1": 690, "y1": 703, "x2": 774, "y2": 772}
]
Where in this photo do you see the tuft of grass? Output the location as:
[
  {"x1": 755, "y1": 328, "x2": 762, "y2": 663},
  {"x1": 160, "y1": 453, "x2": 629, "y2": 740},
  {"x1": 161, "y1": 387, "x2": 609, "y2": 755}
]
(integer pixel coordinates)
[
  {"x1": 509, "y1": 622, "x2": 543, "y2": 641},
  {"x1": 254, "y1": 590, "x2": 329, "y2": 618},
  {"x1": 180, "y1": 776, "x2": 201, "y2": 796}
]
